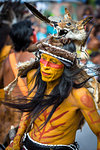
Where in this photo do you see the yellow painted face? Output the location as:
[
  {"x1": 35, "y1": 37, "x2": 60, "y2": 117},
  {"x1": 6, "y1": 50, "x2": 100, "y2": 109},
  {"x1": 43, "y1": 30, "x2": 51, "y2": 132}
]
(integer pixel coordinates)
[{"x1": 40, "y1": 53, "x2": 64, "y2": 82}]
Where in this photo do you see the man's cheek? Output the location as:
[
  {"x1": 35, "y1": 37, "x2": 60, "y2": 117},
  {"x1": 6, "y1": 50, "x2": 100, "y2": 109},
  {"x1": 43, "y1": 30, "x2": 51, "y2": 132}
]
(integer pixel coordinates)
[
  {"x1": 40, "y1": 63, "x2": 44, "y2": 71},
  {"x1": 52, "y1": 69, "x2": 63, "y2": 79}
]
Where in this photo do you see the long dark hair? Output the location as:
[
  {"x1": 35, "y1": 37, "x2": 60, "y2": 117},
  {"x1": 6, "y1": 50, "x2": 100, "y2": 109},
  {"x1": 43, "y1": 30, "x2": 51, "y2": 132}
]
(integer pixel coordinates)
[
  {"x1": 4, "y1": 63, "x2": 89, "y2": 128},
  {"x1": 10, "y1": 20, "x2": 33, "y2": 52}
]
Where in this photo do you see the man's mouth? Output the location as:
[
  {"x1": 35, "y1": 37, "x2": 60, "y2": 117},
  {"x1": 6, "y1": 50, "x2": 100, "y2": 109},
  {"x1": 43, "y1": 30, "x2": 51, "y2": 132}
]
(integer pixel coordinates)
[{"x1": 42, "y1": 71, "x2": 51, "y2": 76}]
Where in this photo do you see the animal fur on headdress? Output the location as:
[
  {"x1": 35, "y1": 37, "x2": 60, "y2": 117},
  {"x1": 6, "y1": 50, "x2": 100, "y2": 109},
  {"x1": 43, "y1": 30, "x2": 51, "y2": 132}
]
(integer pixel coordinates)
[{"x1": 25, "y1": 2, "x2": 93, "y2": 60}]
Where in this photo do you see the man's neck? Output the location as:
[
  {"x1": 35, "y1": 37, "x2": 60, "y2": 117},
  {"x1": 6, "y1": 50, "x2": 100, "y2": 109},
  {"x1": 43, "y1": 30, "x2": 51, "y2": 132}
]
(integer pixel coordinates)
[{"x1": 45, "y1": 79, "x2": 60, "y2": 95}]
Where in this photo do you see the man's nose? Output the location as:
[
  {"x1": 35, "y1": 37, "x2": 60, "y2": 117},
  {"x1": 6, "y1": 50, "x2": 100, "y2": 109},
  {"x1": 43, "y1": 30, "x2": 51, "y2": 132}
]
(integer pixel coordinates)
[{"x1": 44, "y1": 60, "x2": 49, "y2": 67}]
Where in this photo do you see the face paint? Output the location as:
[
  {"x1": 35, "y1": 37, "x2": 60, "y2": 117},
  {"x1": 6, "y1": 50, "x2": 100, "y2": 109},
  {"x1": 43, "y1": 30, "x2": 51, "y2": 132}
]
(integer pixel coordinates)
[{"x1": 40, "y1": 53, "x2": 64, "y2": 82}]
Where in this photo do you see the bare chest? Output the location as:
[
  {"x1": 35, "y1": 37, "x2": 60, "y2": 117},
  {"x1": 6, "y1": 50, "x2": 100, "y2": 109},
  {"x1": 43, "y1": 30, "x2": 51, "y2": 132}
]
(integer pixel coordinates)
[{"x1": 34, "y1": 97, "x2": 81, "y2": 131}]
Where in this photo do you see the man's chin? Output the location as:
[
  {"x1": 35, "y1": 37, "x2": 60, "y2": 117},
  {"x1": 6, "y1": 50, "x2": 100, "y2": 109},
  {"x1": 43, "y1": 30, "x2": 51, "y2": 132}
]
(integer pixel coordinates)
[
  {"x1": 41, "y1": 75, "x2": 56, "y2": 82},
  {"x1": 42, "y1": 77, "x2": 53, "y2": 82}
]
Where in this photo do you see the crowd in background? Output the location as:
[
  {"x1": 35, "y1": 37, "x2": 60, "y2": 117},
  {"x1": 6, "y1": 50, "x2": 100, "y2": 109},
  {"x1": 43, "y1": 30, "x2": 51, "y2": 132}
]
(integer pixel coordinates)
[{"x1": 0, "y1": 0, "x2": 100, "y2": 144}]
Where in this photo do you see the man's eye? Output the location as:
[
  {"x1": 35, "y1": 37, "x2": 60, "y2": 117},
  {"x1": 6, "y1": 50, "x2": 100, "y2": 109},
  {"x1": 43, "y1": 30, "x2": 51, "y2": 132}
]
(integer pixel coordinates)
[
  {"x1": 42, "y1": 57, "x2": 46, "y2": 60},
  {"x1": 50, "y1": 60, "x2": 57, "y2": 64}
]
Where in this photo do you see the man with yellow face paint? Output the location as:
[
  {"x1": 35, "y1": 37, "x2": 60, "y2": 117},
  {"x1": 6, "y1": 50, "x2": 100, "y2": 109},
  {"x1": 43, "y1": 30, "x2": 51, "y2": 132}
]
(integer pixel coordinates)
[
  {"x1": 5, "y1": 48, "x2": 100, "y2": 150},
  {"x1": 3, "y1": 3, "x2": 100, "y2": 150}
]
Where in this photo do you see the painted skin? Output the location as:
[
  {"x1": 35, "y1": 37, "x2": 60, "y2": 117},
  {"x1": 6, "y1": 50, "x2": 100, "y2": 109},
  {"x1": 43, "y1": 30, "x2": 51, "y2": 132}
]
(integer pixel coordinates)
[{"x1": 6, "y1": 54, "x2": 100, "y2": 150}]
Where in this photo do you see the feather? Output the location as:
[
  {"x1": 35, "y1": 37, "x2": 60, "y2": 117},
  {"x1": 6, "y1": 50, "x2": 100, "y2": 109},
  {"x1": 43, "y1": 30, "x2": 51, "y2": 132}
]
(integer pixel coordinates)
[{"x1": 24, "y1": 2, "x2": 53, "y2": 26}]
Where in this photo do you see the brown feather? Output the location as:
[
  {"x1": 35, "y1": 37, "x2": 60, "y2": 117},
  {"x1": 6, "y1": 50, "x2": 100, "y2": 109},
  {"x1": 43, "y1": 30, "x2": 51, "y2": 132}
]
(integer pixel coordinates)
[{"x1": 24, "y1": 2, "x2": 52, "y2": 25}]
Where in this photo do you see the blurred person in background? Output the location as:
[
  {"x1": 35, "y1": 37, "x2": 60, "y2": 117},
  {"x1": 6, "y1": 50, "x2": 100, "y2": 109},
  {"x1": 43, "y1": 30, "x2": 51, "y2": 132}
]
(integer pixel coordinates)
[
  {"x1": 89, "y1": 51, "x2": 100, "y2": 82},
  {"x1": 22, "y1": 13, "x2": 38, "y2": 44},
  {"x1": 90, "y1": 51, "x2": 100, "y2": 65},
  {"x1": 0, "y1": 20, "x2": 35, "y2": 97},
  {"x1": 82, "y1": 6, "x2": 94, "y2": 19},
  {"x1": 0, "y1": 20, "x2": 35, "y2": 146}
]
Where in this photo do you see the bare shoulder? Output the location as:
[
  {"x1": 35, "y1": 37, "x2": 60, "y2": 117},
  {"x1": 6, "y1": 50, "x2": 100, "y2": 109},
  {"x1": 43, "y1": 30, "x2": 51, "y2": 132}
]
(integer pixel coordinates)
[
  {"x1": 72, "y1": 87, "x2": 89, "y2": 98},
  {"x1": 72, "y1": 87, "x2": 95, "y2": 109}
]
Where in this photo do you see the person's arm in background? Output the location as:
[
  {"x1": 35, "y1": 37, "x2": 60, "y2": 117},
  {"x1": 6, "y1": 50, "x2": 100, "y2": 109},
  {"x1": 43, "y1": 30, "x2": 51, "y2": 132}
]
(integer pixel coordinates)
[{"x1": 73, "y1": 88, "x2": 100, "y2": 150}]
